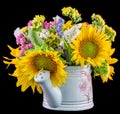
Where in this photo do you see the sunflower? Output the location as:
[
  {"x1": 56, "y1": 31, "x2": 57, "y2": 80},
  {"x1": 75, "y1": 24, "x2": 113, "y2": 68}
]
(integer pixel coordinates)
[
  {"x1": 71, "y1": 23, "x2": 112, "y2": 67},
  {"x1": 99, "y1": 48, "x2": 118, "y2": 83},
  {"x1": 3, "y1": 46, "x2": 67, "y2": 94},
  {"x1": 100, "y1": 64, "x2": 115, "y2": 83}
]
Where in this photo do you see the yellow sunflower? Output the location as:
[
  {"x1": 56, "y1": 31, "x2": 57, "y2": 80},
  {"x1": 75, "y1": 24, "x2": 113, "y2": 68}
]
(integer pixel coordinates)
[
  {"x1": 71, "y1": 23, "x2": 112, "y2": 67},
  {"x1": 100, "y1": 64, "x2": 115, "y2": 83},
  {"x1": 3, "y1": 46, "x2": 67, "y2": 94},
  {"x1": 100, "y1": 48, "x2": 118, "y2": 83}
]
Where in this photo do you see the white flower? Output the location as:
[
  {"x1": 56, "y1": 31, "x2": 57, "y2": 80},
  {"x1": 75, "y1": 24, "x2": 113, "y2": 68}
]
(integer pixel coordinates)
[
  {"x1": 39, "y1": 29, "x2": 50, "y2": 39},
  {"x1": 64, "y1": 23, "x2": 82, "y2": 43},
  {"x1": 53, "y1": 15, "x2": 60, "y2": 22},
  {"x1": 14, "y1": 27, "x2": 21, "y2": 38}
]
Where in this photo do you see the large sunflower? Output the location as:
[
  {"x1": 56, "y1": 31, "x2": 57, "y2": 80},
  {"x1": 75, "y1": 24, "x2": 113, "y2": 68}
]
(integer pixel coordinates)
[
  {"x1": 3, "y1": 46, "x2": 67, "y2": 94},
  {"x1": 71, "y1": 23, "x2": 112, "y2": 67}
]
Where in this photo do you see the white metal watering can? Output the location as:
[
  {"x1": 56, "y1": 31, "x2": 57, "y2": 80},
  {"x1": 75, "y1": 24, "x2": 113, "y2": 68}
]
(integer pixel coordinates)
[{"x1": 34, "y1": 65, "x2": 94, "y2": 111}]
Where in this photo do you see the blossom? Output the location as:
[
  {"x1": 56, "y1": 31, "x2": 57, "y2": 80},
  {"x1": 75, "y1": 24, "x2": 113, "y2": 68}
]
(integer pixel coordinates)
[
  {"x1": 39, "y1": 29, "x2": 50, "y2": 39},
  {"x1": 3, "y1": 46, "x2": 67, "y2": 93},
  {"x1": 71, "y1": 23, "x2": 112, "y2": 67},
  {"x1": 63, "y1": 23, "x2": 82, "y2": 43},
  {"x1": 3, "y1": 6, "x2": 118, "y2": 94}
]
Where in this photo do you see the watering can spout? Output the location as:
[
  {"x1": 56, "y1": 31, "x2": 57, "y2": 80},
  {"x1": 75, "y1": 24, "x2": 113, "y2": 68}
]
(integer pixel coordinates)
[{"x1": 34, "y1": 70, "x2": 62, "y2": 108}]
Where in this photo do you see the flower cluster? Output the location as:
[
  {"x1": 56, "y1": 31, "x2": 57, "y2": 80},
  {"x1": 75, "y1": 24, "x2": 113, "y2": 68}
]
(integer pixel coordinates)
[{"x1": 3, "y1": 7, "x2": 118, "y2": 94}]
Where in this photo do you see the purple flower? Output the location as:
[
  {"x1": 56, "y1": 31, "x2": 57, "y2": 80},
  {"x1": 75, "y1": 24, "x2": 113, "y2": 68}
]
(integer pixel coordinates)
[{"x1": 56, "y1": 17, "x2": 64, "y2": 37}]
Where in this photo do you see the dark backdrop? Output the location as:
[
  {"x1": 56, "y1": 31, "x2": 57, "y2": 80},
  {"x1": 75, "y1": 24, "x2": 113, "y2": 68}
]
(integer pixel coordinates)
[{"x1": 0, "y1": 0, "x2": 120, "y2": 113}]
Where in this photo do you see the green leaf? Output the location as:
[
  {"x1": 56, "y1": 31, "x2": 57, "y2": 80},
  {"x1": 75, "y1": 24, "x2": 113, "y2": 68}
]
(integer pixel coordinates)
[
  {"x1": 40, "y1": 42, "x2": 48, "y2": 51},
  {"x1": 93, "y1": 61, "x2": 108, "y2": 77},
  {"x1": 28, "y1": 27, "x2": 43, "y2": 46},
  {"x1": 63, "y1": 38, "x2": 73, "y2": 65}
]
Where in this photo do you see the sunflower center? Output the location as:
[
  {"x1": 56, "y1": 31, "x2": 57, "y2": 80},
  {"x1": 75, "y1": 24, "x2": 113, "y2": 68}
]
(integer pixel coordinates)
[
  {"x1": 34, "y1": 55, "x2": 56, "y2": 72},
  {"x1": 80, "y1": 41, "x2": 98, "y2": 58}
]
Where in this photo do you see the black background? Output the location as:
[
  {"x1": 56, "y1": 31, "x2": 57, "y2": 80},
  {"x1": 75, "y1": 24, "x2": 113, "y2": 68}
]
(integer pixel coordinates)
[{"x1": 0, "y1": 0, "x2": 120, "y2": 113}]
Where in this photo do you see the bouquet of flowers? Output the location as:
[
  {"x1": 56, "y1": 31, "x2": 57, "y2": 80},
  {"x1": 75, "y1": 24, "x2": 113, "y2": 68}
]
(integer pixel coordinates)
[{"x1": 3, "y1": 7, "x2": 118, "y2": 94}]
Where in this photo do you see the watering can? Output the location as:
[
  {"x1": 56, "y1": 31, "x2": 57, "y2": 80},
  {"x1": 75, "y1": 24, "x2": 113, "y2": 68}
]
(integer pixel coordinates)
[{"x1": 34, "y1": 66, "x2": 94, "y2": 111}]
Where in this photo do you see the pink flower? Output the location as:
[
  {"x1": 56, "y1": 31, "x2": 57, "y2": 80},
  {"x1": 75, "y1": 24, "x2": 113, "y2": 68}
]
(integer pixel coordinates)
[
  {"x1": 44, "y1": 21, "x2": 55, "y2": 29},
  {"x1": 27, "y1": 20, "x2": 32, "y2": 26},
  {"x1": 25, "y1": 42, "x2": 33, "y2": 49}
]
